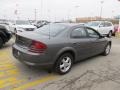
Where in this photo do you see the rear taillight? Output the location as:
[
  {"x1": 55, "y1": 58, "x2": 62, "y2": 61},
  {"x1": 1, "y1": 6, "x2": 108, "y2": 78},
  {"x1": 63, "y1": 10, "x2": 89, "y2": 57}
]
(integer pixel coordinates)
[{"x1": 29, "y1": 40, "x2": 47, "y2": 53}]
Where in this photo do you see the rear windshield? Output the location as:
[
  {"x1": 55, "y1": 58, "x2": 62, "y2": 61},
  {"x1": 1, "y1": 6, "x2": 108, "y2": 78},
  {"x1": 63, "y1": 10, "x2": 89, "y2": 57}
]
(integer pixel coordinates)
[{"x1": 35, "y1": 23, "x2": 67, "y2": 37}]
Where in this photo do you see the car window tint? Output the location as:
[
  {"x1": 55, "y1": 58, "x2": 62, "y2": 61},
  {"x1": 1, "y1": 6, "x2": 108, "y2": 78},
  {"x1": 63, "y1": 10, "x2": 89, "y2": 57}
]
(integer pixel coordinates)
[
  {"x1": 87, "y1": 28, "x2": 99, "y2": 38},
  {"x1": 35, "y1": 23, "x2": 67, "y2": 37},
  {"x1": 71, "y1": 28, "x2": 87, "y2": 38}
]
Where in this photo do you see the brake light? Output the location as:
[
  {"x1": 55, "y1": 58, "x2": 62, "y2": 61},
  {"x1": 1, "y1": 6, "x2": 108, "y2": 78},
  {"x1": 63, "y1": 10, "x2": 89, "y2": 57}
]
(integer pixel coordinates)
[{"x1": 29, "y1": 40, "x2": 47, "y2": 53}]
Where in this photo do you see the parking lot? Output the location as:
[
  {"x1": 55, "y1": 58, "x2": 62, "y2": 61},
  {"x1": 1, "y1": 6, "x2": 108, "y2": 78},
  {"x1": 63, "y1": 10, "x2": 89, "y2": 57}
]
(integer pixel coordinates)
[{"x1": 0, "y1": 37, "x2": 119, "y2": 90}]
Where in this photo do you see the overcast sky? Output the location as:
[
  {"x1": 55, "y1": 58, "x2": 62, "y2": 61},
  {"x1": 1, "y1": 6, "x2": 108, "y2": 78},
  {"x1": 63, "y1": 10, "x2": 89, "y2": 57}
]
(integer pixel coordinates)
[{"x1": 0, "y1": 0, "x2": 120, "y2": 21}]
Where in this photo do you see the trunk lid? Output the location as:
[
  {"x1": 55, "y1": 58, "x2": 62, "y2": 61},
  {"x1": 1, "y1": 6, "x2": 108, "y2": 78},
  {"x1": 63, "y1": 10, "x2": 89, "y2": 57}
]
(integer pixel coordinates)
[{"x1": 15, "y1": 32, "x2": 49, "y2": 49}]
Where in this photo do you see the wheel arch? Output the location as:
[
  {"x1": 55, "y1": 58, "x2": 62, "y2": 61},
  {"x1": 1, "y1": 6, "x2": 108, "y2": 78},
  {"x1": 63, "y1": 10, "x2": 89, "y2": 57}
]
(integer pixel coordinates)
[{"x1": 53, "y1": 47, "x2": 77, "y2": 67}]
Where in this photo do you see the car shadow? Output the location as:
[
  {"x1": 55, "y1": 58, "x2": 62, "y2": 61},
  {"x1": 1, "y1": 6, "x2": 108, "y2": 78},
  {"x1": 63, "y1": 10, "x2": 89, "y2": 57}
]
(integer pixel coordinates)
[
  {"x1": 73, "y1": 54, "x2": 103, "y2": 68},
  {"x1": 14, "y1": 54, "x2": 103, "y2": 76}
]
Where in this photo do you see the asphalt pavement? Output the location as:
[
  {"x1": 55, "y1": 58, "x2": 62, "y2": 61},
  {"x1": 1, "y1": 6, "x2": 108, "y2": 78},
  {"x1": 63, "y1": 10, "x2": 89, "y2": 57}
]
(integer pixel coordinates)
[{"x1": 0, "y1": 37, "x2": 120, "y2": 90}]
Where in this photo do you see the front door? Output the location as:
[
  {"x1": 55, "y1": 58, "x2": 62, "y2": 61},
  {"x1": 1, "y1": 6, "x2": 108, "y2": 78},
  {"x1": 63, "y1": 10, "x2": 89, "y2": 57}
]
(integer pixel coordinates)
[{"x1": 85, "y1": 27, "x2": 106, "y2": 56}]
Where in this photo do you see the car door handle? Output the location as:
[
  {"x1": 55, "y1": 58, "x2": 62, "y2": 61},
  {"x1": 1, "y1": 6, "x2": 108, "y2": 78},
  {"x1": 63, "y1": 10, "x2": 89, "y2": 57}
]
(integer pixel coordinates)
[
  {"x1": 73, "y1": 43, "x2": 77, "y2": 44},
  {"x1": 73, "y1": 42, "x2": 80, "y2": 45},
  {"x1": 91, "y1": 40, "x2": 100, "y2": 43}
]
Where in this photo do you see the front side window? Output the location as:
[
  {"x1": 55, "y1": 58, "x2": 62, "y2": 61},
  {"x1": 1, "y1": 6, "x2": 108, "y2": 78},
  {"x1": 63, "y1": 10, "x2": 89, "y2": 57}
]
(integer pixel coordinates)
[
  {"x1": 87, "y1": 28, "x2": 100, "y2": 38},
  {"x1": 71, "y1": 28, "x2": 87, "y2": 38}
]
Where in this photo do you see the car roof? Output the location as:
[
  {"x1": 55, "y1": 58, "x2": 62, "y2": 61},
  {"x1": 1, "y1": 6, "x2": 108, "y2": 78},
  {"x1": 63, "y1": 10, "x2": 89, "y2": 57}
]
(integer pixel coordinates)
[{"x1": 53, "y1": 23, "x2": 83, "y2": 27}]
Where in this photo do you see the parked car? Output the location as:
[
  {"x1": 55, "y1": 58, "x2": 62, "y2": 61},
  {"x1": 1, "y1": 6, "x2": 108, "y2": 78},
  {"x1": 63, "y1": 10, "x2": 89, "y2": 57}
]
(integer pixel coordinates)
[
  {"x1": 12, "y1": 23, "x2": 112, "y2": 74},
  {"x1": 0, "y1": 25, "x2": 12, "y2": 48},
  {"x1": 10, "y1": 20, "x2": 36, "y2": 34},
  {"x1": 85, "y1": 21, "x2": 114, "y2": 37},
  {"x1": 113, "y1": 24, "x2": 119, "y2": 36},
  {"x1": 35, "y1": 20, "x2": 50, "y2": 28},
  {"x1": 0, "y1": 21, "x2": 12, "y2": 32}
]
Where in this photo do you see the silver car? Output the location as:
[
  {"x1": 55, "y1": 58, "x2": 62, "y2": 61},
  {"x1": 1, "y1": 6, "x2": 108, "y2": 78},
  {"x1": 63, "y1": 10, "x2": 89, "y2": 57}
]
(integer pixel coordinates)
[{"x1": 12, "y1": 23, "x2": 112, "y2": 74}]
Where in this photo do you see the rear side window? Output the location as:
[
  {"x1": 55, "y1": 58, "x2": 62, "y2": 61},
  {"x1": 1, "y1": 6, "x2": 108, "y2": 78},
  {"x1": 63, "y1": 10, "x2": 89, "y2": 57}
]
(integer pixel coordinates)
[
  {"x1": 35, "y1": 23, "x2": 67, "y2": 37},
  {"x1": 71, "y1": 27, "x2": 87, "y2": 38}
]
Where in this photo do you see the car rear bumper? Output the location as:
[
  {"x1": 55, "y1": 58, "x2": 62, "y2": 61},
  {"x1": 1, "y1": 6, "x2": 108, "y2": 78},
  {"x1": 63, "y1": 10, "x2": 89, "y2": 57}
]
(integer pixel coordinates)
[{"x1": 12, "y1": 44, "x2": 54, "y2": 68}]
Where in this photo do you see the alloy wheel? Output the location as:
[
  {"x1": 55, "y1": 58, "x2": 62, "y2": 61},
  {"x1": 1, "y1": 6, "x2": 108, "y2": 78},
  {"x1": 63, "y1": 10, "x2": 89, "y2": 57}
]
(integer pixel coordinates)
[{"x1": 60, "y1": 56, "x2": 72, "y2": 73}]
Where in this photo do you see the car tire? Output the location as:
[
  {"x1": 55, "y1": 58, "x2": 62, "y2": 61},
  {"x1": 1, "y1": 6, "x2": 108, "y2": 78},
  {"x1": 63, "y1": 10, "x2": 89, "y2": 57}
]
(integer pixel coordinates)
[
  {"x1": 108, "y1": 31, "x2": 112, "y2": 38},
  {"x1": 55, "y1": 53, "x2": 73, "y2": 75},
  {"x1": 0, "y1": 37, "x2": 3, "y2": 48},
  {"x1": 102, "y1": 43, "x2": 111, "y2": 56}
]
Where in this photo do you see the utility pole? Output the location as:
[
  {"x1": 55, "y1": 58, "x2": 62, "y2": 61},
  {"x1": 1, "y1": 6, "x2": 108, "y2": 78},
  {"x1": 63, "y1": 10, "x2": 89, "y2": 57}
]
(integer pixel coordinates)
[
  {"x1": 14, "y1": 4, "x2": 18, "y2": 20},
  {"x1": 47, "y1": 9, "x2": 51, "y2": 39},
  {"x1": 100, "y1": 1, "x2": 104, "y2": 20},
  {"x1": 41, "y1": 0, "x2": 43, "y2": 20},
  {"x1": 34, "y1": 9, "x2": 37, "y2": 22}
]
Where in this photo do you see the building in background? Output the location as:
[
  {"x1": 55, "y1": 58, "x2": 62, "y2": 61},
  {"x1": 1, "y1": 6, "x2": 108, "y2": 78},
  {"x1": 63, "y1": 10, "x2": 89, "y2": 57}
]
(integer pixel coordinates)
[{"x1": 76, "y1": 16, "x2": 119, "y2": 24}]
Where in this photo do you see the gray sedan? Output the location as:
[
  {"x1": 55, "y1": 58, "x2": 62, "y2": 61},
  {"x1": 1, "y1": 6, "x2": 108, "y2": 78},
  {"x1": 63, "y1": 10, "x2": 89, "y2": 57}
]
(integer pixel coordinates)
[{"x1": 12, "y1": 23, "x2": 111, "y2": 74}]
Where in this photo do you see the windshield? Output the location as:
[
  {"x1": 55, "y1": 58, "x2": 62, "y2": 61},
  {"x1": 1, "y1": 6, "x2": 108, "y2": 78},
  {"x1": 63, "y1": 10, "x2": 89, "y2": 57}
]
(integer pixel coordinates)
[
  {"x1": 16, "y1": 20, "x2": 30, "y2": 25},
  {"x1": 86, "y1": 21, "x2": 100, "y2": 26},
  {"x1": 35, "y1": 23, "x2": 67, "y2": 37}
]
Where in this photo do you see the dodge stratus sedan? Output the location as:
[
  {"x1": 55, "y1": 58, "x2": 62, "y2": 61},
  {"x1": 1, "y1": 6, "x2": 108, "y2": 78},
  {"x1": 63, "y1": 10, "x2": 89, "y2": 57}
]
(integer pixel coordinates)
[{"x1": 12, "y1": 23, "x2": 111, "y2": 74}]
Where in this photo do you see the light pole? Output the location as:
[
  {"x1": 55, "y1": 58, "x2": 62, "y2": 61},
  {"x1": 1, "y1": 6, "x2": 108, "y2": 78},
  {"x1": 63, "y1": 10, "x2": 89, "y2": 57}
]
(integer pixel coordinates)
[{"x1": 100, "y1": 1, "x2": 104, "y2": 20}]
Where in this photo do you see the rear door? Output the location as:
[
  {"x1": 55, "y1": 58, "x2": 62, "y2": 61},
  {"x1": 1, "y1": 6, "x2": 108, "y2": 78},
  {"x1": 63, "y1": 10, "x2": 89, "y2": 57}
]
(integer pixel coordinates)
[{"x1": 70, "y1": 27, "x2": 92, "y2": 60}]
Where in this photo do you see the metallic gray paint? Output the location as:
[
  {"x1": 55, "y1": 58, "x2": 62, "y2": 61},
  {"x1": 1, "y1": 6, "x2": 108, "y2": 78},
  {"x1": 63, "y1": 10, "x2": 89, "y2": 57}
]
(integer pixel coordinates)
[{"x1": 12, "y1": 23, "x2": 111, "y2": 68}]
